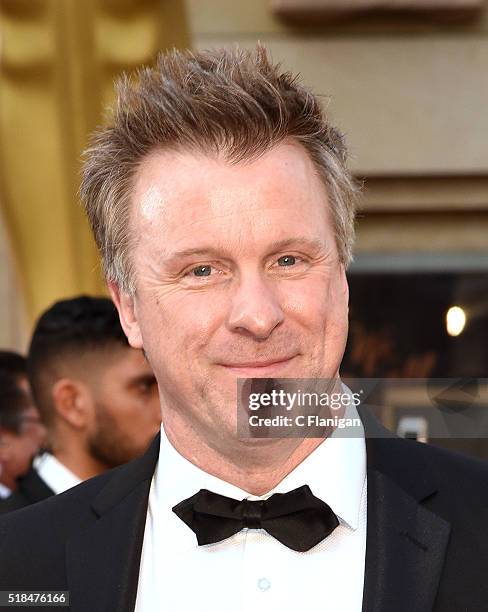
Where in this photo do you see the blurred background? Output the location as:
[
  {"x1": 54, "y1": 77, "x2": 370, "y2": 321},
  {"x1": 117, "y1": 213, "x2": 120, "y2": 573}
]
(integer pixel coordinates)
[{"x1": 0, "y1": 0, "x2": 487, "y2": 455}]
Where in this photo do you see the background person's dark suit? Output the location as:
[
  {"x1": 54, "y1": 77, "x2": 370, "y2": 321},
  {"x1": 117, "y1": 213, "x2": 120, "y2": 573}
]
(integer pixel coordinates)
[
  {"x1": 0, "y1": 408, "x2": 487, "y2": 612},
  {"x1": 0, "y1": 466, "x2": 53, "y2": 514}
]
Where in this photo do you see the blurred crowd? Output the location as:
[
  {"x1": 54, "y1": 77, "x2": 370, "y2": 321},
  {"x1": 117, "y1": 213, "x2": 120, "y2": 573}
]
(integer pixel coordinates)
[{"x1": 0, "y1": 296, "x2": 161, "y2": 512}]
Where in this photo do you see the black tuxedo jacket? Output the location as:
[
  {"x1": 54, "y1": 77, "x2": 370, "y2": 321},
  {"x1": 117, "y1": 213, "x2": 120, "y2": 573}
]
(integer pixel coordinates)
[
  {"x1": 0, "y1": 408, "x2": 487, "y2": 612},
  {"x1": 0, "y1": 467, "x2": 54, "y2": 514}
]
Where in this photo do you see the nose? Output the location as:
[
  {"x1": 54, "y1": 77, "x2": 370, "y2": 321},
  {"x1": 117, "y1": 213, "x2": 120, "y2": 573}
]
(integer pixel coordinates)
[{"x1": 226, "y1": 272, "x2": 284, "y2": 340}]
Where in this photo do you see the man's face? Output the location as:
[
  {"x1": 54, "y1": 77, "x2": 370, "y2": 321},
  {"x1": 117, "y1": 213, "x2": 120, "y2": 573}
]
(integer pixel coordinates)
[
  {"x1": 18, "y1": 405, "x2": 47, "y2": 455},
  {"x1": 16, "y1": 376, "x2": 47, "y2": 454},
  {"x1": 0, "y1": 405, "x2": 46, "y2": 485},
  {"x1": 115, "y1": 141, "x2": 349, "y2": 447},
  {"x1": 87, "y1": 346, "x2": 161, "y2": 467}
]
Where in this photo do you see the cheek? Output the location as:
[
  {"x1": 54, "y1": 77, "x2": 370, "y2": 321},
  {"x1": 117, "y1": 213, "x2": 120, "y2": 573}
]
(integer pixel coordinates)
[
  {"x1": 136, "y1": 293, "x2": 228, "y2": 394},
  {"x1": 113, "y1": 402, "x2": 139, "y2": 425},
  {"x1": 140, "y1": 291, "x2": 225, "y2": 354},
  {"x1": 281, "y1": 277, "x2": 343, "y2": 331}
]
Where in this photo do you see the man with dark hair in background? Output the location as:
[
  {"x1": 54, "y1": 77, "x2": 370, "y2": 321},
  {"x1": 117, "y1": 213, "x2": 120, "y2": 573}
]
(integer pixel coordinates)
[
  {"x1": 0, "y1": 351, "x2": 46, "y2": 499},
  {"x1": 0, "y1": 296, "x2": 161, "y2": 513}
]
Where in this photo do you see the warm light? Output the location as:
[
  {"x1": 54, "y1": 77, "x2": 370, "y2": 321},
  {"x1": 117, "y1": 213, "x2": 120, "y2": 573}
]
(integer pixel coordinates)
[{"x1": 446, "y1": 306, "x2": 466, "y2": 337}]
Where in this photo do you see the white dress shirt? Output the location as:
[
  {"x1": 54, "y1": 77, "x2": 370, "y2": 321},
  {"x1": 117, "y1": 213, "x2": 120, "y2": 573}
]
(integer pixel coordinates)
[
  {"x1": 135, "y1": 396, "x2": 367, "y2": 612},
  {"x1": 0, "y1": 482, "x2": 11, "y2": 499},
  {"x1": 33, "y1": 452, "x2": 81, "y2": 495}
]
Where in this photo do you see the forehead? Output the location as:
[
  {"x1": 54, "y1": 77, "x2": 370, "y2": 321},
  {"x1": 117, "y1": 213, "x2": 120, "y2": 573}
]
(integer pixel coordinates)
[{"x1": 130, "y1": 141, "x2": 332, "y2": 253}]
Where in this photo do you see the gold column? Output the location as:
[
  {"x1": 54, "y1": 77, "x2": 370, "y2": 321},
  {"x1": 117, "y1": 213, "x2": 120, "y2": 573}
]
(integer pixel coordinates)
[{"x1": 0, "y1": 0, "x2": 189, "y2": 322}]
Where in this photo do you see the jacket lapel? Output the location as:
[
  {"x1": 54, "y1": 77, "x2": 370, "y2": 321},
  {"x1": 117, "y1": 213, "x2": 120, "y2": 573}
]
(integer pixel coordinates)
[
  {"x1": 66, "y1": 434, "x2": 160, "y2": 612},
  {"x1": 359, "y1": 406, "x2": 451, "y2": 612}
]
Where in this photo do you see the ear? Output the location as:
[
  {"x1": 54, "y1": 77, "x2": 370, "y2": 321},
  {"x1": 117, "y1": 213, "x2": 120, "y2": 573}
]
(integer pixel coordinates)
[
  {"x1": 51, "y1": 379, "x2": 93, "y2": 429},
  {"x1": 108, "y1": 281, "x2": 143, "y2": 349}
]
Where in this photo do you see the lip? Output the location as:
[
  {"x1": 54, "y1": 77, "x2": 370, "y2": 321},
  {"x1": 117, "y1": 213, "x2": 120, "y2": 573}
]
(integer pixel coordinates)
[{"x1": 218, "y1": 355, "x2": 297, "y2": 376}]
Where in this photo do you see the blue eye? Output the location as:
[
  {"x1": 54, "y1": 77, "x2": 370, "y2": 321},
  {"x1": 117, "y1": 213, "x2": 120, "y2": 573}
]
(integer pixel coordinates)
[
  {"x1": 277, "y1": 255, "x2": 296, "y2": 266},
  {"x1": 192, "y1": 265, "x2": 212, "y2": 277}
]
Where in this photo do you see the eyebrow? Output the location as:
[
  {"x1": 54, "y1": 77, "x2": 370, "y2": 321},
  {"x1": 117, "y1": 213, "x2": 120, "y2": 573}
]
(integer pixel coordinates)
[
  {"x1": 163, "y1": 237, "x2": 327, "y2": 267},
  {"x1": 266, "y1": 237, "x2": 327, "y2": 254}
]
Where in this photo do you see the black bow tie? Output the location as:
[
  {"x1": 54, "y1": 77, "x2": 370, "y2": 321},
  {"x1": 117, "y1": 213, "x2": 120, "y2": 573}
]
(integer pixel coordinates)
[{"x1": 172, "y1": 484, "x2": 339, "y2": 552}]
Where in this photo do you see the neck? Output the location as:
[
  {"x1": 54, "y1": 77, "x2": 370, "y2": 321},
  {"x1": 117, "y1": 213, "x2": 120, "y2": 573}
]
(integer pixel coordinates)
[
  {"x1": 51, "y1": 444, "x2": 108, "y2": 481},
  {"x1": 163, "y1": 417, "x2": 328, "y2": 496},
  {"x1": 161, "y1": 375, "x2": 346, "y2": 496}
]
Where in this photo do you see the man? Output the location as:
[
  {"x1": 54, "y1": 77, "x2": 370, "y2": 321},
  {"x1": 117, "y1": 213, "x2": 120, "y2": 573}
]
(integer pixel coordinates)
[
  {"x1": 0, "y1": 296, "x2": 160, "y2": 513},
  {"x1": 0, "y1": 46, "x2": 487, "y2": 611},
  {"x1": 0, "y1": 352, "x2": 46, "y2": 499}
]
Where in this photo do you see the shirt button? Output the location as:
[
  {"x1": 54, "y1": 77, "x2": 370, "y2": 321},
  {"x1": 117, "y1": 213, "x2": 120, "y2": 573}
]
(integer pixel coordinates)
[{"x1": 257, "y1": 577, "x2": 271, "y2": 591}]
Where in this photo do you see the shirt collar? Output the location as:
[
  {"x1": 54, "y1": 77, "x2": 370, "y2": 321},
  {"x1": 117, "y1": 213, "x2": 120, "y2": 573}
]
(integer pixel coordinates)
[
  {"x1": 0, "y1": 482, "x2": 11, "y2": 499},
  {"x1": 156, "y1": 383, "x2": 365, "y2": 531},
  {"x1": 33, "y1": 452, "x2": 82, "y2": 495}
]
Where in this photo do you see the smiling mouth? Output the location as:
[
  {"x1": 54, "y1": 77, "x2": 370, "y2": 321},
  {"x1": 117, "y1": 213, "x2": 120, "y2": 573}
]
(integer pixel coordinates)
[{"x1": 218, "y1": 355, "x2": 297, "y2": 374}]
